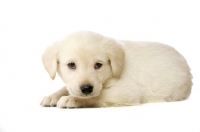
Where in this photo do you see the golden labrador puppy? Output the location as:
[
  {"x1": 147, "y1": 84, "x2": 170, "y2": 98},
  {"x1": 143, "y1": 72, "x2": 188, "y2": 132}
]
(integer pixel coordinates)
[{"x1": 40, "y1": 31, "x2": 192, "y2": 108}]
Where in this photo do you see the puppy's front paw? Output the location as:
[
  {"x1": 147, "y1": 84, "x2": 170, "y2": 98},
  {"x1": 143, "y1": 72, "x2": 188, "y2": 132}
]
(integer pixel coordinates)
[
  {"x1": 40, "y1": 96, "x2": 60, "y2": 107},
  {"x1": 57, "y1": 96, "x2": 80, "y2": 108}
]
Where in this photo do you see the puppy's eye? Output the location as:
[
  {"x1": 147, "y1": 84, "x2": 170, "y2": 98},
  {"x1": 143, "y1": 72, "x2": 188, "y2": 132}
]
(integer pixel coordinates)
[
  {"x1": 94, "y1": 63, "x2": 102, "y2": 69},
  {"x1": 68, "y1": 63, "x2": 76, "y2": 69}
]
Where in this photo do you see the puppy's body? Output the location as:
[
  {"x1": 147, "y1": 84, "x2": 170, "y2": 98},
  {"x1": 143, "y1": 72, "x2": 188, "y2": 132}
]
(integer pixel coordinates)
[{"x1": 41, "y1": 31, "x2": 192, "y2": 108}]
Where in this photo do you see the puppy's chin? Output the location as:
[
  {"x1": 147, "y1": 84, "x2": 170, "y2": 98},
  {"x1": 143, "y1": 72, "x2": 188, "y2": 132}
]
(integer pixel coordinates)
[
  {"x1": 77, "y1": 95, "x2": 97, "y2": 99},
  {"x1": 70, "y1": 92, "x2": 101, "y2": 99}
]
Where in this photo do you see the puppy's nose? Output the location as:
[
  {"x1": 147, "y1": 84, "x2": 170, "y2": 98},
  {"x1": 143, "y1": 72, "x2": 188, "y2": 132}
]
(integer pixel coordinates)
[{"x1": 80, "y1": 85, "x2": 93, "y2": 95}]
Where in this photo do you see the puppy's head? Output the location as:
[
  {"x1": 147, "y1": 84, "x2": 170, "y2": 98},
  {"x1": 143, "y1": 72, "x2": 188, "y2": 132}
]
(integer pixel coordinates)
[{"x1": 42, "y1": 31, "x2": 125, "y2": 98}]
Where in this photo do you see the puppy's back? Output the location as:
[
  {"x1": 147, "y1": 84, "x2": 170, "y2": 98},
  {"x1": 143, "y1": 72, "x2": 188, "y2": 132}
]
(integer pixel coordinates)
[{"x1": 117, "y1": 41, "x2": 192, "y2": 102}]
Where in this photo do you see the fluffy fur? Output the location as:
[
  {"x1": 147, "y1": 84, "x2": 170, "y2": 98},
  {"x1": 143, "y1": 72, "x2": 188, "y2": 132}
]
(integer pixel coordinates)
[{"x1": 40, "y1": 31, "x2": 192, "y2": 108}]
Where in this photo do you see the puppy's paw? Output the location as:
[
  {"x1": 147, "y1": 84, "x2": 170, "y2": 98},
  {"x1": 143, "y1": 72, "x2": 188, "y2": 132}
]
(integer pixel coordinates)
[
  {"x1": 57, "y1": 96, "x2": 80, "y2": 108},
  {"x1": 40, "y1": 96, "x2": 60, "y2": 107}
]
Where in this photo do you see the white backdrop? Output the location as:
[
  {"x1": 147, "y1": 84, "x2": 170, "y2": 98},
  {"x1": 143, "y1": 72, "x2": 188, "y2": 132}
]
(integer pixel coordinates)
[{"x1": 0, "y1": 0, "x2": 200, "y2": 132}]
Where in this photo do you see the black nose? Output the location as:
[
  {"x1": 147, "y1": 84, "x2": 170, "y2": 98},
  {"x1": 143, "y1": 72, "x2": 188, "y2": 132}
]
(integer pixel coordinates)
[{"x1": 80, "y1": 85, "x2": 93, "y2": 94}]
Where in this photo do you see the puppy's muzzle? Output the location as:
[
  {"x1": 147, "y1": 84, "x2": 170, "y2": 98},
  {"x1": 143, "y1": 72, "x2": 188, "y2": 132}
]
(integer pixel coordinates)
[{"x1": 80, "y1": 84, "x2": 93, "y2": 95}]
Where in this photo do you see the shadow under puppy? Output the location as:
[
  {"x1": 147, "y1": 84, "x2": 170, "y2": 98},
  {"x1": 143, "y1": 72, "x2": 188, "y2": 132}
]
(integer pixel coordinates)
[{"x1": 41, "y1": 31, "x2": 192, "y2": 108}]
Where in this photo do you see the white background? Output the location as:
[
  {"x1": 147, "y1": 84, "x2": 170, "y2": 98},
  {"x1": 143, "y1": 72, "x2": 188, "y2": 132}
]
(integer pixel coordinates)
[{"x1": 0, "y1": 0, "x2": 200, "y2": 132}]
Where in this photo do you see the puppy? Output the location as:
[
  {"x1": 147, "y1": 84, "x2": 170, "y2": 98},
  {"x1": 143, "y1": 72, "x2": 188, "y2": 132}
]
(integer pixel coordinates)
[{"x1": 40, "y1": 31, "x2": 192, "y2": 108}]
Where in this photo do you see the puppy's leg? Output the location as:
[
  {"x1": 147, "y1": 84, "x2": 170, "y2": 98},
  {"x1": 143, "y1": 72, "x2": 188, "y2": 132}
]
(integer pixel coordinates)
[
  {"x1": 96, "y1": 87, "x2": 141, "y2": 107},
  {"x1": 57, "y1": 87, "x2": 141, "y2": 108},
  {"x1": 40, "y1": 86, "x2": 69, "y2": 107},
  {"x1": 57, "y1": 96, "x2": 96, "y2": 108},
  {"x1": 57, "y1": 96, "x2": 80, "y2": 108}
]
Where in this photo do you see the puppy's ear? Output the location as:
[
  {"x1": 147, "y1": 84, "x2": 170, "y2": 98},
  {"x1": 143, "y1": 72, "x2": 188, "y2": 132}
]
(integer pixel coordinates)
[
  {"x1": 42, "y1": 43, "x2": 60, "y2": 80},
  {"x1": 105, "y1": 40, "x2": 125, "y2": 78}
]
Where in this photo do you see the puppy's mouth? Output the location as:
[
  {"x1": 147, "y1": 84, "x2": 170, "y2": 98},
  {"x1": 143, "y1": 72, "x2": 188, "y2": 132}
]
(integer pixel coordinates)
[
  {"x1": 79, "y1": 94, "x2": 95, "y2": 99},
  {"x1": 69, "y1": 91, "x2": 100, "y2": 99},
  {"x1": 77, "y1": 92, "x2": 100, "y2": 99}
]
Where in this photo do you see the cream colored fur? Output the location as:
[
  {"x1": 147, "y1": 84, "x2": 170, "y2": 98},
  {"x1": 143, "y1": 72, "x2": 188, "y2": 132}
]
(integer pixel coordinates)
[{"x1": 40, "y1": 31, "x2": 192, "y2": 108}]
